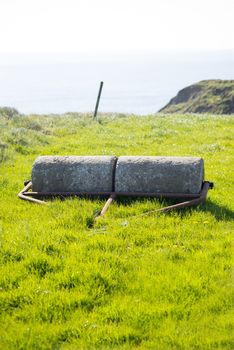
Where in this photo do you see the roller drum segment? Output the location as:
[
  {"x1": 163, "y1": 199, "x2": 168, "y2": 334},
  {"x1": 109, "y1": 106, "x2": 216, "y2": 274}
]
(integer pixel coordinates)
[
  {"x1": 32, "y1": 156, "x2": 117, "y2": 193},
  {"x1": 115, "y1": 156, "x2": 204, "y2": 194}
]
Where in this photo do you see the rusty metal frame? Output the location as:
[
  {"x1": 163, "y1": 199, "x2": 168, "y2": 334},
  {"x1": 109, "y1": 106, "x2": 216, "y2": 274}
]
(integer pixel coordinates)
[
  {"x1": 18, "y1": 181, "x2": 213, "y2": 217},
  {"x1": 95, "y1": 181, "x2": 212, "y2": 217}
]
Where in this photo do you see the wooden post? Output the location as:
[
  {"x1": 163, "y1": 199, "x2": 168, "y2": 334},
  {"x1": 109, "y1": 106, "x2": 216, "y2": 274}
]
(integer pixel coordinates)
[{"x1": 93, "y1": 81, "x2": 104, "y2": 119}]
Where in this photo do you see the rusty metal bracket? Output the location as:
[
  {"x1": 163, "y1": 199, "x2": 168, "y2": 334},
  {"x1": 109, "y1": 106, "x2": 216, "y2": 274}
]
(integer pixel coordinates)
[
  {"x1": 18, "y1": 181, "x2": 47, "y2": 205},
  {"x1": 99, "y1": 193, "x2": 117, "y2": 217}
]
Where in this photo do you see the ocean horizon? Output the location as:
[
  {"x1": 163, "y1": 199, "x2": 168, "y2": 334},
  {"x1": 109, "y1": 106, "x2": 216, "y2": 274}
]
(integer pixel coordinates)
[{"x1": 0, "y1": 49, "x2": 233, "y2": 115}]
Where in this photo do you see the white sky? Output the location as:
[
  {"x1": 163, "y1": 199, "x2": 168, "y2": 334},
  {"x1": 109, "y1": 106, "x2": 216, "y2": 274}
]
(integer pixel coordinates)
[{"x1": 0, "y1": 0, "x2": 233, "y2": 53}]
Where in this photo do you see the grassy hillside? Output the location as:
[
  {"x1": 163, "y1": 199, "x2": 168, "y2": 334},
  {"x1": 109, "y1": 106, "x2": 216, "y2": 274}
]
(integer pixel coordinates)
[
  {"x1": 0, "y1": 111, "x2": 233, "y2": 350},
  {"x1": 159, "y1": 80, "x2": 234, "y2": 114}
]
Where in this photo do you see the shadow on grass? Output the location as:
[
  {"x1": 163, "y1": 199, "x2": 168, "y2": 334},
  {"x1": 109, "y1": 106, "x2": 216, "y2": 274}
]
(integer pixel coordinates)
[
  {"x1": 199, "y1": 199, "x2": 234, "y2": 221},
  {"x1": 115, "y1": 197, "x2": 234, "y2": 221},
  {"x1": 32, "y1": 194, "x2": 234, "y2": 224}
]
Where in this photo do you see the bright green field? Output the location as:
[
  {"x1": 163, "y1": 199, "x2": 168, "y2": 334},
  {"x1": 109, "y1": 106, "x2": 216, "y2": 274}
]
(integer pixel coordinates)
[{"x1": 0, "y1": 112, "x2": 233, "y2": 350}]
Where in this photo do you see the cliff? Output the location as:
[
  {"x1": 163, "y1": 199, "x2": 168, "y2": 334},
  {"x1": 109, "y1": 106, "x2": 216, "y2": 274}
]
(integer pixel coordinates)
[{"x1": 159, "y1": 80, "x2": 234, "y2": 114}]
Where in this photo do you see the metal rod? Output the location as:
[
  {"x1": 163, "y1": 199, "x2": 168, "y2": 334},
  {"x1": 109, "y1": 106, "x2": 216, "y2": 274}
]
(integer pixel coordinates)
[
  {"x1": 138, "y1": 182, "x2": 211, "y2": 216},
  {"x1": 157, "y1": 181, "x2": 210, "y2": 213},
  {"x1": 93, "y1": 81, "x2": 103, "y2": 119},
  {"x1": 99, "y1": 194, "x2": 116, "y2": 217},
  {"x1": 22, "y1": 191, "x2": 111, "y2": 197},
  {"x1": 18, "y1": 182, "x2": 47, "y2": 205},
  {"x1": 22, "y1": 190, "x2": 200, "y2": 199}
]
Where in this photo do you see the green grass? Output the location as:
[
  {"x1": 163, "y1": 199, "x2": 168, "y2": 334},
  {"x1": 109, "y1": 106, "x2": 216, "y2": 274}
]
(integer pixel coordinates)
[{"x1": 0, "y1": 112, "x2": 233, "y2": 349}]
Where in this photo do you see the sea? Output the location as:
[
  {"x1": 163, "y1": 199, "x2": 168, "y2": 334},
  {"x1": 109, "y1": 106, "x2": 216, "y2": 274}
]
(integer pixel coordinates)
[{"x1": 0, "y1": 50, "x2": 233, "y2": 115}]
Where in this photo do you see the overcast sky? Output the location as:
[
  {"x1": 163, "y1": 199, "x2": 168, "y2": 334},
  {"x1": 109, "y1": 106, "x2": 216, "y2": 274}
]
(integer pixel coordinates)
[{"x1": 0, "y1": 0, "x2": 233, "y2": 54}]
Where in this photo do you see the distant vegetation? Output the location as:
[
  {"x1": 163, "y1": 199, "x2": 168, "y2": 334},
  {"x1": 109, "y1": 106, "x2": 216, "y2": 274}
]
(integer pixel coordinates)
[
  {"x1": 0, "y1": 111, "x2": 233, "y2": 349},
  {"x1": 159, "y1": 80, "x2": 234, "y2": 114},
  {"x1": 0, "y1": 106, "x2": 19, "y2": 119}
]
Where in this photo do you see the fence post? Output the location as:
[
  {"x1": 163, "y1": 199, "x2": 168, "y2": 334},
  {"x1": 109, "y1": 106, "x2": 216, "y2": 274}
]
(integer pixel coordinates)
[{"x1": 93, "y1": 81, "x2": 104, "y2": 119}]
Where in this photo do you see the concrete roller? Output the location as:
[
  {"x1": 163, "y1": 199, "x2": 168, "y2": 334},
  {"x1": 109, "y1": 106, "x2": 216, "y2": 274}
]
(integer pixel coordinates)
[
  {"x1": 19, "y1": 155, "x2": 211, "y2": 215},
  {"x1": 32, "y1": 155, "x2": 204, "y2": 195},
  {"x1": 115, "y1": 156, "x2": 204, "y2": 194},
  {"x1": 32, "y1": 156, "x2": 117, "y2": 193}
]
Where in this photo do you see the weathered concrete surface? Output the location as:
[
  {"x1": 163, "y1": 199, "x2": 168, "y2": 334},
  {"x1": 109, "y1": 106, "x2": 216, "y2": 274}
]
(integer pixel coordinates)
[
  {"x1": 115, "y1": 156, "x2": 204, "y2": 194},
  {"x1": 32, "y1": 156, "x2": 117, "y2": 193}
]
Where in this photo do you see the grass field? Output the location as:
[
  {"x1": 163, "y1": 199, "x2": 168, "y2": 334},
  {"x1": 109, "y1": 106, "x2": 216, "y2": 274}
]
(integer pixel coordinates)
[{"x1": 0, "y1": 111, "x2": 233, "y2": 349}]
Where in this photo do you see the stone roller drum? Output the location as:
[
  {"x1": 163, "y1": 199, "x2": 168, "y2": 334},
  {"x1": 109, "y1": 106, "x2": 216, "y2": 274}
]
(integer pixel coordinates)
[{"x1": 18, "y1": 155, "x2": 213, "y2": 217}]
